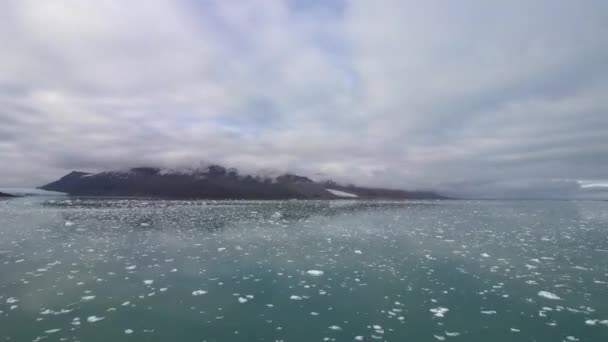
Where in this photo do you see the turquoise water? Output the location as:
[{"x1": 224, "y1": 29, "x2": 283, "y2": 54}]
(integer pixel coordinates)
[{"x1": 1, "y1": 198, "x2": 607, "y2": 341}]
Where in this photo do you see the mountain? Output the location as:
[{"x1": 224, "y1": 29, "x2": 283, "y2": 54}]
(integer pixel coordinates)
[
  {"x1": 39, "y1": 165, "x2": 448, "y2": 200},
  {"x1": 0, "y1": 191, "x2": 17, "y2": 198}
]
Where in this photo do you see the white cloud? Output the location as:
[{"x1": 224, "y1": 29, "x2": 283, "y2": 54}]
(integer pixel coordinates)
[{"x1": 0, "y1": 0, "x2": 607, "y2": 198}]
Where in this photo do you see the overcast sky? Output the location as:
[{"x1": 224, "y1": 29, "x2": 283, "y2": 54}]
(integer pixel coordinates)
[{"x1": 1, "y1": 0, "x2": 607, "y2": 198}]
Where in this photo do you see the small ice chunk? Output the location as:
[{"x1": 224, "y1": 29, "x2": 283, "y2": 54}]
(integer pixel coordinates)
[
  {"x1": 328, "y1": 325, "x2": 342, "y2": 331},
  {"x1": 6, "y1": 297, "x2": 18, "y2": 304},
  {"x1": 125, "y1": 329, "x2": 134, "y2": 334},
  {"x1": 355, "y1": 336, "x2": 364, "y2": 341},
  {"x1": 81, "y1": 296, "x2": 96, "y2": 301},
  {"x1": 87, "y1": 316, "x2": 104, "y2": 323},
  {"x1": 217, "y1": 247, "x2": 226, "y2": 252},
  {"x1": 538, "y1": 291, "x2": 562, "y2": 300},
  {"x1": 354, "y1": 250, "x2": 363, "y2": 254},
  {"x1": 238, "y1": 297, "x2": 248, "y2": 303},
  {"x1": 585, "y1": 319, "x2": 598, "y2": 326},
  {"x1": 481, "y1": 253, "x2": 490, "y2": 258},
  {"x1": 306, "y1": 270, "x2": 324, "y2": 276},
  {"x1": 44, "y1": 329, "x2": 61, "y2": 334},
  {"x1": 481, "y1": 310, "x2": 497, "y2": 315},
  {"x1": 430, "y1": 307, "x2": 449, "y2": 318},
  {"x1": 143, "y1": 280, "x2": 154, "y2": 285},
  {"x1": 192, "y1": 290, "x2": 207, "y2": 296},
  {"x1": 290, "y1": 295, "x2": 303, "y2": 300}
]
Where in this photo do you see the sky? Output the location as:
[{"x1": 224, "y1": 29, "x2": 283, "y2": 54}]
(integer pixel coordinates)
[{"x1": 1, "y1": 0, "x2": 607, "y2": 199}]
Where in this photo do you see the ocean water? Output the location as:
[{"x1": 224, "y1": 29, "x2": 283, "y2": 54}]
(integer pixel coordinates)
[{"x1": 1, "y1": 198, "x2": 607, "y2": 342}]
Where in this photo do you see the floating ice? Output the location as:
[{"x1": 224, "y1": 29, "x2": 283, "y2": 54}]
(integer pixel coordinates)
[
  {"x1": 44, "y1": 329, "x2": 61, "y2": 334},
  {"x1": 238, "y1": 297, "x2": 248, "y2": 303},
  {"x1": 290, "y1": 295, "x2": 303, "y2": 300},
  {"x1": 143, "y1": 280, "x2": 154, "y2": 285},
  {"x1": 306, "y1": 270, "x2": 324, "y2": 276},
  {"x1": 328, "y1": 325, "x2": 342, "y2": 331},
  {"x1": 87, "y1": 316, "x2": 105, "y2": 323},
  {"x1": 430, "y1": 307, "x2": 449, "y2": 318},
  {"x1": 538, "y1": 291, "x2": 562, "y2": 300},
  {"x1": 192, "y1": 290, "x2": 207, "y2": 296},
  {"x1": 81, "y1": 295, "x2": 96, "y2": 301},
  {"x1": 125, "y1": 329, "x2": 134, "y2": 334}
]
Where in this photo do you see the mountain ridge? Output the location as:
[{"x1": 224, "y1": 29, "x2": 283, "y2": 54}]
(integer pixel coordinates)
[{"x1": 40, "y1": 165, "x2": 448, "y2": 200}]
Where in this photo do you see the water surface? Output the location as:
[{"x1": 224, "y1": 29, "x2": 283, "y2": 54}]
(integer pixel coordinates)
[{"x1": 1, "y1": 198, "x2": 607, "y2": 341}]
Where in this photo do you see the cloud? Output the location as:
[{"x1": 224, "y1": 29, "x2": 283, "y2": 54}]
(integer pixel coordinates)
[{"x1": 0, "y1": 0, "x2": 607, "y2": 198}]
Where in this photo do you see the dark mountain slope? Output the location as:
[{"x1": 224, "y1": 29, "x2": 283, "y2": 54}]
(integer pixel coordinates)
[{"x1": 40, "y1": 165, "x2": 448, "y2": 200}]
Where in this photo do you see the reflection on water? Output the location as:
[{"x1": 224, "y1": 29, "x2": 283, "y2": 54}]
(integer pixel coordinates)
[{"x1": 1, "y1": 198, "x2": 607, "y2": 341}]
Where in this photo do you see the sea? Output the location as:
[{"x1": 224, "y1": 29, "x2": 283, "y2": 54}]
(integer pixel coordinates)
[{"x1": 1, "y1": 197, "x2": 607, "y2": 341}]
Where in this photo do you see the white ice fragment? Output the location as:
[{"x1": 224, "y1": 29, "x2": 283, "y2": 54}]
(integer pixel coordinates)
[
  {"x1": 143, "y1": 280, "x2": 154, "y2": 285},
  {"x1": 306, "y1": 270, "x2": 324, "y2": 276},
  {"x1": 192, "y1": 290, "x2": 207, "y2": 296},
  {"x1": 238, "y1": 297, "x2": 248, "y2": 303},
  {"x1": 44, "y1": 329, "x2": 61, "y2": 334},
  {"x1": 6, "y1": 297, "x2": 18, "y2": 304},
  {"x1": 430, "y1": 307, "x2": 449, "y2": 318},
  {"x1": 125, "y1": 265, "x2": 137, "y2": 270},
  {"x1": 538, "y1": 291, "x2": 562, "y2": 300},
  {"x1": 354, "y1": 250, "x2": 363, "y2": 254},
  {"x1": 290, "y1": 295, "x2": 303, "y2": 300},
  {"x1": 445, "y1": 331, "x2": 461, "y2": 337},
  {"x1": 434, "y1": 335, "x2": 446, "y2": 341},
  {"x1": 217, "y1": 247, "x2": 226, "y2": 252},
  {"x1": 328, "y1": 325, "x2": 342, "y2": 331},
  {"x1": 354, "y1": 336, "x2": 364, "y2": 341},
  {"x1": 125, "y1": 329, "x2": 134, "y2": 334},
  {"x1": 81, "y1": 296, "x2": 96, "y2": 301},
  {"x1": 87, "y1": 316, "x2": 104, "y2": 323},
  {"x1": 481, "y1": 253, "x2": 490, "y2": 258},
  {"x1": 481, "y1": 310, "x2": 497, "y2": 315}
]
